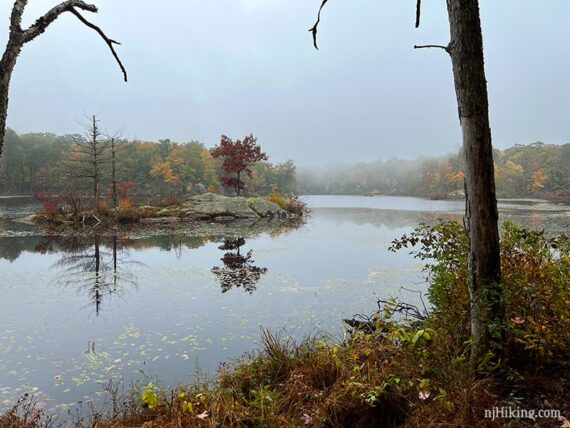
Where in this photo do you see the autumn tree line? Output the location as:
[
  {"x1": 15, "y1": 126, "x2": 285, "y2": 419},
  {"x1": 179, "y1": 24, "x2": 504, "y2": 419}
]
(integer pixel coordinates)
[
  {"x1": 0, "y1": 128, "x2": 297, "y2": 199},
  {"x1": 1, "y1": 129, "x2": 568, "y2": 202},
  {"x1": 298, "y1": 142, "x2": 570, "y2": 201}
]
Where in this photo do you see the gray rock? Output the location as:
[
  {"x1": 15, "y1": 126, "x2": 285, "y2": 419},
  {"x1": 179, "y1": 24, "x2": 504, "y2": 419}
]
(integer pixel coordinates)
[
  {"x1": 182, "y1": 193, "x2": 259, "y2": 219},
  {"x1": 140, "y1": 217, "x2": 180, "y2": 224},
  {"x1": 144, "y1": 193, "x2": 292, "y2": 223},
  {"x1": 185, "y1": 212, "x2": 212, "y2": 221},
  {"x1": 213, "y1": 215, "x2": 235, "y2": 222},
  {"x1": 157, "y1": 207, "x2": 180, "y2": 216},
  {"x1": 247, "y1": 198, "x2": 289, "y2": 218}
]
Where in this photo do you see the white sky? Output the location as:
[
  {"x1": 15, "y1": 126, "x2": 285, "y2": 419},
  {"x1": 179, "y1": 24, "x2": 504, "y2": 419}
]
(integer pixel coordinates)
[{"x1": 2, "y1": 0, "x2": 569, "y2": 165}]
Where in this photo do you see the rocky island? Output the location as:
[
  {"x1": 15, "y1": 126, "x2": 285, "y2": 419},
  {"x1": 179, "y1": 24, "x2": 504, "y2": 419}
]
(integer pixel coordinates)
[{"x1": 20, "y1": 193, "x2": 300, "y2": 230}]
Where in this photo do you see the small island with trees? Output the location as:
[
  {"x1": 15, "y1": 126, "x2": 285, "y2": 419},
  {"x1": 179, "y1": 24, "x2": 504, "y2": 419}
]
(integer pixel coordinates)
[{"x1": 19, "y1": 118, "x2": 306, "y2": 229}]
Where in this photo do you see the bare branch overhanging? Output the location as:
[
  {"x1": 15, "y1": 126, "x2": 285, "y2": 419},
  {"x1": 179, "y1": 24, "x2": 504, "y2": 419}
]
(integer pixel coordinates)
[{"x1": 21, "y1": 1, "x2": 127, "y2": 81}]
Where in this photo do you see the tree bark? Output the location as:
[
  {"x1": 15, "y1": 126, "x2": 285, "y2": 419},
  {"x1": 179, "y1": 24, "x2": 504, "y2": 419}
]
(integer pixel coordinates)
[
  {"x1": 0, "y1": 35, "x2": 23, "y2": 159},
  {"x1": 111, "y1": 138, "x2": 117, "y2": 208},
  {"x1": 91, "y1": 115, "x2": 100, "y2": 206},
  {"x1": 445, "y1": 0, "x2": 503, "y2": 363},
  {"x1": 236, "y1": 171, "x2": 241, "y2": 196}
]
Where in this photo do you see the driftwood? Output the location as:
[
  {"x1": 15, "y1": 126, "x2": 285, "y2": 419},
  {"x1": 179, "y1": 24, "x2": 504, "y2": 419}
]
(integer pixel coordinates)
[{"x1": 343, "y1": 294, "x2": 428, "y2": 334}]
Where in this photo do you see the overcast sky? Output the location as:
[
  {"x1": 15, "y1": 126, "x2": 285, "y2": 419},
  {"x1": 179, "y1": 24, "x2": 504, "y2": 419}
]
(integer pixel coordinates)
[{"x1": 2, "y1": 1, "x2": 569, "y2": 165}]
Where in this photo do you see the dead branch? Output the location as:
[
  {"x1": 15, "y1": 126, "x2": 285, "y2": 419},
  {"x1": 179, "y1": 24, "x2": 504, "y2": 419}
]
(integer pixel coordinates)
[
  {"x1": 21, "y1": 1, "x2": 127, "y2": 81},
  {"x1": 309, "y1": 0, "x2": 328, "y2": 50},
  {"x1": 68, "y1": 8, "x2": 127, "y2": 82},
  {"x1": 414, "y1": 44, "x2": 450, "y2": 54},
  {"x1": 400, "y1": 285, "x2": 429, "y2": 315},
  {"x1": 415, "y1": 0, "x2": 421, "y2": 28},
  {"x1": 10, "y1": 0, "x2": 27, "y2": 32},
  {"x1": 376, "y1": 298, "x2": 427, "y2": 321},
  {"x1": 343, "y1": 314, "x2": 378, "y2": 334}
]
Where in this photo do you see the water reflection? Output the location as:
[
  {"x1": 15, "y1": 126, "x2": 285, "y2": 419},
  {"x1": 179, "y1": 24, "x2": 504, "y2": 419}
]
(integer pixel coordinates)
[
  {"x1": 35, "y1": 234, "x2": 141, "y2": 315},
  {"x1": 211, "y1": 237, "x2": 268, "y2": 293},
  {"x1": 29, "y1": 232, "x2": 271, "y2": 304}
]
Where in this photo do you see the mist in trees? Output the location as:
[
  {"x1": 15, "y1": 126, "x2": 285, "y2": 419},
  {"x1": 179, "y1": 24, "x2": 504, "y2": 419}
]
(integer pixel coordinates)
[
  {"x1": 297, "y1": 142, "x2": 570, "y2": 200},
  {"x1": 1, "y1": 130, "x2": 566, "y2": 203}
]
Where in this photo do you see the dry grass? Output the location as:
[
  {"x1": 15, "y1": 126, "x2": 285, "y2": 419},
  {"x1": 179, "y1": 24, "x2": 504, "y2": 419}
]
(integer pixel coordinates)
[{"x1": 3, "y1": 328, "x2": 568, "y2": 428}]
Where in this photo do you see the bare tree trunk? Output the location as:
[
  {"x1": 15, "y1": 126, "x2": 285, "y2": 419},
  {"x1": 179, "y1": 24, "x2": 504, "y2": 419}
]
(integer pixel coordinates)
[
  {"x1": 236, "y1": 171, "x2": 241, "y2": 196},
  {"x1": 310, "y1": 0, "x2": 505, "y2": 364},
  {"x1": 111, "y1": 138, "x2": 117, "y2": 207},
  {"x1": 0, "y1": 35, "x2": 23, "y2": 159},
  {"x1": 446, "y1": 0, "x2": 503, "y2": 363},
  {"x1": 68, "y1": 114, "x2": 110, "y2": 208},
  {"x1": 91, "y1": 115, "x2": 100, "y2": 207}
]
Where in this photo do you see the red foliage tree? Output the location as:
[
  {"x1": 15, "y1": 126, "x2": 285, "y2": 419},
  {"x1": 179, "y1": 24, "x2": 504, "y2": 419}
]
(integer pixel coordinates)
[{"x1": 210, "y1": 134, "x2": 268, "y2": 196}]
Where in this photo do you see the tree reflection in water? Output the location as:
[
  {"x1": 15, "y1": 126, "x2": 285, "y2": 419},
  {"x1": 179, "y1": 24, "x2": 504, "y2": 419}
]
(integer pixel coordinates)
[
  {"x1": 211, "y1": 237, "x2": 267, "y2": 293},
  {"x1": 35, "y1": 234, "x2": 141, "y2": 315}
]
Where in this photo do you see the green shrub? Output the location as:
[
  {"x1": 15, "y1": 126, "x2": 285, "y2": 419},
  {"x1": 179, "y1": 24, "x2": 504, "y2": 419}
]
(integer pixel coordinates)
[{"x1": 390, "y1": 220, "x2": 570, "y2": 371}]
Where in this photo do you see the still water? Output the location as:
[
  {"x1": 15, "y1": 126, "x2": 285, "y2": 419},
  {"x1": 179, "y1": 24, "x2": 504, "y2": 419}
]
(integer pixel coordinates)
[{"x1": 0, "y1": 195, "x2": 568, "y2": 414}]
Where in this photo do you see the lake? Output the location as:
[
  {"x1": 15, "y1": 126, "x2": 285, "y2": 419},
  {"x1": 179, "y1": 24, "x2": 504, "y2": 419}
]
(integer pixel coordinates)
[{"x1": 0, "y1": 195, "x2": 568, "y2": 415}]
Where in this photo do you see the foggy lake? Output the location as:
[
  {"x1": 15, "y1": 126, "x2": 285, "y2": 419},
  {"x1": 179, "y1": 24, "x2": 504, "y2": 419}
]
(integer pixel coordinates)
[{"x1": 0, "y1": 195, "x2": 568, "y2": 415}]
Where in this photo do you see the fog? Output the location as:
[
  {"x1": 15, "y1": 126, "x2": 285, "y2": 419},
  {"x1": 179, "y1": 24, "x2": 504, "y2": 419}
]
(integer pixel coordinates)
[{"x1": 2, "y1": 0, "x2": 569, "y2": 166}]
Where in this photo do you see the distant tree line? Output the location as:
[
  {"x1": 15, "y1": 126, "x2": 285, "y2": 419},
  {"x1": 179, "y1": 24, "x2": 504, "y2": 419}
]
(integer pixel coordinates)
[
  {"x1": 297, "y1": 142, "x2": 570, "y2": 200},
  {"x1": 2, "y1": 131, "x2": 567, "y2": 201},
  {"x1": 0, "y1": 128, "x2": 297, "y2": 199}
]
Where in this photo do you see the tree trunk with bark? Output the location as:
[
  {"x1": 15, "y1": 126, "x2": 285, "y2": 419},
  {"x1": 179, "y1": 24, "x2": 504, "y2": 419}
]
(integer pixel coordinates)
[
  {"x1": 445, "y1": 0, "x2": 503, "y2": 363},
  {"x1": 236, "y1": 171, "x2": 241, "y2": 196},
  {"x1": 69, "y1": 114, "x2": 107, "y2": 208},
  {"x1": 0, "y1": 26, "x2": 23, "y2": 159},
  {"x1": 111, "y1": 138, "x2": 117, "y2": 208},
  {"x1": 90, "y1": 115, "x2": 100, "y2": 206}
]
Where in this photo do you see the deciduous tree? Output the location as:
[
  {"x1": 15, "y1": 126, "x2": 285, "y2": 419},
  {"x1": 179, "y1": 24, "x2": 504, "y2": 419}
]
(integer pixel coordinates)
[{"x1": 210, "y1": 134, "x2": 268, "y2": 196}]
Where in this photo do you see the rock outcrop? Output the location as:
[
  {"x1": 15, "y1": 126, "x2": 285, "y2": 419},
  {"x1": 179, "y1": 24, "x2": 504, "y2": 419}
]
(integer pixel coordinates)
[{"x1": 158, "y1": 193, "x2": 289, "y2": 221}]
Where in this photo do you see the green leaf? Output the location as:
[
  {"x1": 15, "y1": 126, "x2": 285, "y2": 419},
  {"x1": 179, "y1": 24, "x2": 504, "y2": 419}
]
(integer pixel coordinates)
[
  {"x1": 141, "y1": 388, "x2": 158, "y2": 409},
  {"x1": 411, "y1": 329, "x2": 425, "y2": 345}
]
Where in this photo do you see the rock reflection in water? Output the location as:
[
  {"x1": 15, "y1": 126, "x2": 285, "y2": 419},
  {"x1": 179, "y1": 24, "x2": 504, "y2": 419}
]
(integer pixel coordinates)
[
  {"x1": 211, "y1": 237, "x2": 267, "y2": 293},
  {"x1": 35, "y1": 234, "x2": 141, "y2": 315}
]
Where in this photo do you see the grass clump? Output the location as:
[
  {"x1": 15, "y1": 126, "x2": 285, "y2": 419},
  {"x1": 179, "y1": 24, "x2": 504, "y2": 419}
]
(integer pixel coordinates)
[
  {"x1": 266, "y1": 187, "x2": 308, "y2": 216},
  {"x1": 265, "y1": 187, "x2": 286, "y2": 210}
]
